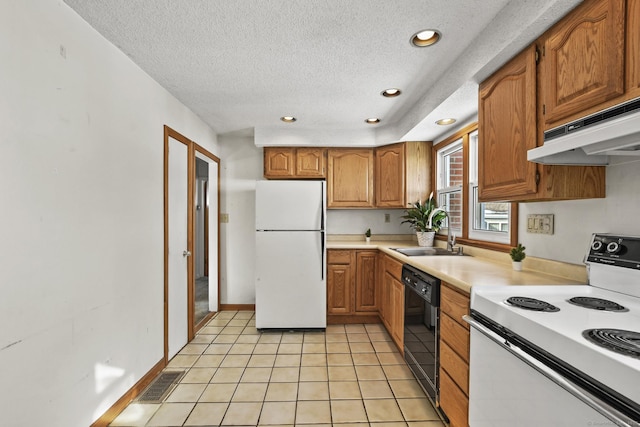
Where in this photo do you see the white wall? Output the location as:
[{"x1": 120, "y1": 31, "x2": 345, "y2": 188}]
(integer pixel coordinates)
[
  {"x1": 219, "y1": 134, "x2": 263, "y2": 305},
  {"x1": 519, "y1": 158, "x2": 640, "y2": 265},
  {"x1": 327, "y1": 210, "x2": 413, "y2": 235},
  {"x1": 0, "y1": 1, "x2": 219, "y2": 425}
]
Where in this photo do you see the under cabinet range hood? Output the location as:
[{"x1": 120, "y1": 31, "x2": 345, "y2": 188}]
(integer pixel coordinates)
[{"x1": 527, "y1": 97, "x2": 640, "y2": 165}]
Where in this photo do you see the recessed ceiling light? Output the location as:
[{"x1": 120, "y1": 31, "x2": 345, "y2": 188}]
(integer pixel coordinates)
[
  {"x1": 381, "y1": 88, "x2": 402, "y2": 98},
  {"x1": 365, "y1": 118, "x2": 381, "y2": 124},
  {"x1": 280, "y1": 116, "x2": 296, "y2": 123},
  {"x1": 436, "y1": 118, "x2": 456, "y2": 126},
  {"x1": 411, "y1": 29, "x2": 441, "y2": 47}
]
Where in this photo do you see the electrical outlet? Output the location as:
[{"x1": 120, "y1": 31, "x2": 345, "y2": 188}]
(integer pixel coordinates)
[
  {"x1": 220, "y1": 213, "x2": 229, "y2": 223},
  {"x1": 526, "y1": 214, "x2": 554, "y2": 235},
  {"x1": 384, "y1": 213, "x2": 391, "y2": 223}
]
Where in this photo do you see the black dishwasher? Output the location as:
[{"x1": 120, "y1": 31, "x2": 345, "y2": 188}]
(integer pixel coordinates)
[{"x1": 402, "y1": 264, "x2": 441, "y2": 407}]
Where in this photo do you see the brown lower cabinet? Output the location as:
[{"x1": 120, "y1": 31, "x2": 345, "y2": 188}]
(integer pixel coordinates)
[
  {"x1": 439, "y1": 282, "x2": 470, "y2": 427},
  {"x1": 327, "y1": 250, "x2": 404, "y2": 351},
  {"x1": 327, "y1": 249, "x2": 379, "y2": 323},
  {"x1": 378, "y1": 254, "x2": 404, "y2": 351},
  {"x1": 439, "y1": 370, "x2": 469, "y2": 427}
]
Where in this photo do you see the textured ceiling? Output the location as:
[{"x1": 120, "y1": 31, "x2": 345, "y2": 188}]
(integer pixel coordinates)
[{"x1": 62, "y1": 0, "x2": 582, "y2": 142}]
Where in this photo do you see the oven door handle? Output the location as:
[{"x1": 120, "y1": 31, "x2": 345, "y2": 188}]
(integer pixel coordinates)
[{"x1": 463, "y1": 315, "x2": 636, "y2": 427}]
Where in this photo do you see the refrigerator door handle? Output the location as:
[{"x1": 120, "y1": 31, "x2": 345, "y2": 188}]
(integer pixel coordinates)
[
  {"x1": 321, "y1": 231, "x2": 325, "y2": 280},
  {"x1": 320, "y1": 183, "x2": 325, "y2": 230}
]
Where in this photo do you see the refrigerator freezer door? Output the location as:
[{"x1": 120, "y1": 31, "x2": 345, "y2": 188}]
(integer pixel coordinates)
[
  {"x1": 256, "y1": 180, "x2": 324, "y2": 231},
  {"x1": 255, "y1": 230, "x2": 326, "y2": 329}
]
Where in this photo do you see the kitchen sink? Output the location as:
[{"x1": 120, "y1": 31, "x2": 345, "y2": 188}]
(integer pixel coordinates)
[{"x1": 392, "y1": 247, "x2": 467, "y2": 256}]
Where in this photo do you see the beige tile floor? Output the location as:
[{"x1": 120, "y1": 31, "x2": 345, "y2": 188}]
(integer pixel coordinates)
[{"x1": 109, "y1": 311, "x2": 446, "y2": 427}]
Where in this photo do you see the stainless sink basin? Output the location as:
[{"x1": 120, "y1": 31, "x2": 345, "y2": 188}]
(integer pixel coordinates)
[{"x1": 392, "y1": 247, "x2": 466, "y2": 256}]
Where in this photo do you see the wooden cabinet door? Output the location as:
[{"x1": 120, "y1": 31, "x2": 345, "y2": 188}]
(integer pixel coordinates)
[
  {"x1": 355, "y1": 251, "x2": 377, "y2": 312},
  {"x1": 381, "y1": 271, "x2": 393, "y2": 330},
  {"x1": 327, "y1": 149, "x2": 374, "y2": 208},
  {"x1": 264, "y1": 147, "x2": 295, "y2": 178},
  {"x1": 478, "y1": 45, "x2": 538, "y2": 201},
  {"x1": 627, "y1": 0, "x2": 640, "y2": 98},
  {"x1": 439, "y1": 283, "x2": 470, "y2": 427},
  {"x1": 296, "y1": 148, "x2": 326, "y2": 178},
  {"x1": 541, "y1": 0, "x2": 625, "y2": 127},
  {"x1": 439, "y1": 370, "x2": 469, "y2": 427},
  {"x1": 390, "y1": 276, "x2": 404, "y2": 348},
  {"x1": 375, "y1": 143, "x2": 405, "y2": 207},
  {"x1": 327, "y1": 263, "x2": 352, "y2": 314}
]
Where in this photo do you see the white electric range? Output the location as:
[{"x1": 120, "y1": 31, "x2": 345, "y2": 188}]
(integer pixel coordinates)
[{"x1": 466, "y1": 234, "x2": 640, "y2": 427}]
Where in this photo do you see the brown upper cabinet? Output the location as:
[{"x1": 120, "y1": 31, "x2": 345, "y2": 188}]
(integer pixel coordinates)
[
  {"x1": 627, "y1": 0, "x2": 640, "y2": 99},
  {"x1": 264, "y1": 147, "x2": 295, "y2": 178},
  {"x1": 477, "y1": 0, "x2": 625, "y2": 202},
  {"x1": 266, "y1": 142, "x2": 432, "y2": 208},
  {"x1": 296, "y1": 148, "x2": 326, "y2": 177},
  {"x1": 479, "y1": 46, "x2": 538, "y2": 201},
  {"x1": 374, "y1": 142, "x2": 432, "y2": 208},
  {"x1": 327, "y1": 148, "x2": 375, "y2": 208},
  {"x1": 478, "y1": 42, "x2": 606, "y2": 202},
  {"x1": 264, "y1": 147, "x2": 326, "y2": 179},
  {"x1": 540, "y1": 0, "x2": 626, "y2": 129}
]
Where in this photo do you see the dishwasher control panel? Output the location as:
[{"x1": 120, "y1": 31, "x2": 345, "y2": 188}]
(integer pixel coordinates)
[{"x1": 401, "y1": 264, "x2": 440, "y2": 306}]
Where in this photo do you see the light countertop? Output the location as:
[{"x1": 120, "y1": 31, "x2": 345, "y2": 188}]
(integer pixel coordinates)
[{"x1": 327, "y1": 239, "x2": 586, "y2": 294}]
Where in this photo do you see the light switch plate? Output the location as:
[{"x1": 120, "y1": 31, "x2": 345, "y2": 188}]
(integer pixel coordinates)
[
  {"x1": 526, "y1": 214, "x2": 554, "y2": 235},
  {"x1": 220, "y1": 213, "x2": 229, "y2": 223}
]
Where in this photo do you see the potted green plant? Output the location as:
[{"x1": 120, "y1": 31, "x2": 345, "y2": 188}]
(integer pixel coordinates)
[
  {"x1": 365, "y1": 228, "x2": 371, "y2": 243},
  {"x1": 510, "y1": 243, "x2": 526, "y2": 271},
  {"x1": 401, "y1": 192, "x2": 447, "y2": 247}
]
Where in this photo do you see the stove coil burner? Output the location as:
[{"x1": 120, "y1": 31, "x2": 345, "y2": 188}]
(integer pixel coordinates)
[
  {"x1": 583, "y1": 329, "x2": 640, "y2": 359},
  {"x1": 568, "y1": 297, "x2": 628, "y2": 312},
  {"x1": 505, "y1": 296, "x2": 560, "y2": 312}
]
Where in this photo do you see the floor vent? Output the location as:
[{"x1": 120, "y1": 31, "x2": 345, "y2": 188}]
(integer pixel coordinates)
[{"x1": 136, "y1": 370, "x2": 185, "y2": 402}]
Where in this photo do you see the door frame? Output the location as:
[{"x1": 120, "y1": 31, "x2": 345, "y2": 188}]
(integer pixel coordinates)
[
  {"x1": 193, "y1": 144, "x2": 221, "y2": 334},
  {"x1": 163, "y1": 125, "x2": 220, "y2": 363}
]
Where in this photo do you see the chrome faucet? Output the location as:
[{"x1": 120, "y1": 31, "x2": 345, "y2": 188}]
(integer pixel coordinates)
[{"x1": 427, "y1": 208, "x2": 457, "y2": 253}]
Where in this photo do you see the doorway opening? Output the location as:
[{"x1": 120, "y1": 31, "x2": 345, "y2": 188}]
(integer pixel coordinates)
[
  {"x1": 194, "y1": 157, "x2": 210, "y2": 325},
  {"x1": 193, "y1": 151, "x2": 219, "y2": 329}
]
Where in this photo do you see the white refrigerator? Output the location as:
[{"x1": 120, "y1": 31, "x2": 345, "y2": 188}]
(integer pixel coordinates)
[{"x1": 255, "y1": 180, "x2": 326, "y2": 329}]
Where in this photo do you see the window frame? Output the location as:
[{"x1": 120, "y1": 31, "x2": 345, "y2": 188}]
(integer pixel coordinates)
[
  {"x1": 435, "y1": 138, "x2": 463, "y2": 234},
  {"x1": 432, "y1": 123, "x2": 518, "y2": 252}
]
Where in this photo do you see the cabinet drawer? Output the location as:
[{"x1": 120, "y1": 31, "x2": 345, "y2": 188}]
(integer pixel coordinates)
[
  {"x1": 441, "y1": 283, "x2": 469, "y2": 329},
  {"x1": 440, "y1": 340, "x2": 469, "y2": 396},
  {"x1": 440, "y1": 312, "x2": 469, "y2": 363},
  {"x1": 439, "y1": 369, "x2": 469, "y2": 427},
  {"x1": 384, "y1": 255, "x2": 403, "y2": 279},
  {"x1": 328, "y1": 250, "x2": 352, "y2": 264}
]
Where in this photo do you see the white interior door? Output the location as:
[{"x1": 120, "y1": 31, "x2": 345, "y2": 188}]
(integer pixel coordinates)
[{"x1": 168, "y1": 136, "x2": 189, "y2": 359}]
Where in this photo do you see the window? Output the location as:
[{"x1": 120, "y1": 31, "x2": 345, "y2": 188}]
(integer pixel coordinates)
[
  {"x1": 435, "y1": 124, "x2": 516, "y2": 248},
  {"x1": 468, "y1": 130, "x2": 511, "y2": 243},
  {"x1": 436, "y1": 139, "x2": 463, "y2": 234}
]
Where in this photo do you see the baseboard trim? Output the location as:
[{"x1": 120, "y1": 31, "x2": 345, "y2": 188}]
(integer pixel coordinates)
[
  {"x1": 194, "y1": 310, "x2": 217, "y2": 334},
  {"x1": 220, "y1": 304, "x2": 255, "y2": 311},
  {"x1": 327, "y1": 314, "x2": 382, "y2": 324},
  {"x1": 90, "y1": 358, "x2": 166, "y2": 427}
]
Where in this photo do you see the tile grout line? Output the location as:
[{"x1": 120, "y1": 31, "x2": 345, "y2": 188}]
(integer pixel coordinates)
[{"x1": 129, "y1": 310, "x2": 439, "y2": 426}]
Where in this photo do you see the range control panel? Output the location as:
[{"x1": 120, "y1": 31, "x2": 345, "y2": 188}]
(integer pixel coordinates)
[{"x1": 586, "y1": 234, "x2": 640, "y2": 270}]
